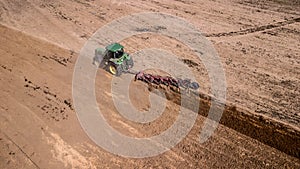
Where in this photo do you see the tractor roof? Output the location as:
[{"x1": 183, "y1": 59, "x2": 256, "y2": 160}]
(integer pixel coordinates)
[{"x1": 106, "y1": 43, "x2": 124, "y2": 52}]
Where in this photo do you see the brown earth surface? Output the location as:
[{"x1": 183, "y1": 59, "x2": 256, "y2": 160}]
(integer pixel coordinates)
[{"x1": 0, "y1": 0, "x2": 299, "y2": 168}]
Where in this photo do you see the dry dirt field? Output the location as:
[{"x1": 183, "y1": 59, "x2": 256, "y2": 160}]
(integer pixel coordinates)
[{"x1": 0, "y1": 0, "x2": 299, "y2": 168}]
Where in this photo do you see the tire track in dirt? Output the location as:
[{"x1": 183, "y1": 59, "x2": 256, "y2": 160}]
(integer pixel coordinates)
[{"x1": 204, "y1": 17, "x2": 300, "y2": 37}]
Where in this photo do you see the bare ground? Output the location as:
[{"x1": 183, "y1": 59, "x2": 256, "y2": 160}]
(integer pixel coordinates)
[{"x1": 0, "y1": 0, "x2": 299, "y2": 168}]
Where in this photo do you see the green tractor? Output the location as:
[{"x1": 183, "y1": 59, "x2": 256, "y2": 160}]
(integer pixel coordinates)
[{"x1": 95, "y1": 43, "x2": 133, "y2": 76}]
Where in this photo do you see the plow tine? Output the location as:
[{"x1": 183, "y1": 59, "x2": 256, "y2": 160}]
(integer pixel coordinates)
[{"x1": 134, "y1": 71, "x2": 200, "y2": 92}]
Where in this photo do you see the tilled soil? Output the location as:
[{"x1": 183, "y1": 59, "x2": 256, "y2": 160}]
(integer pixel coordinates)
[{"x1": 0, "y1": 0, "x2": 299, "y2": 168}]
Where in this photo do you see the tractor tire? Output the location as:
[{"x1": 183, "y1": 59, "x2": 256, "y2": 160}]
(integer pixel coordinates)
[{"x1": 108, "y1": 63, "x2": 122, "y2": 76}]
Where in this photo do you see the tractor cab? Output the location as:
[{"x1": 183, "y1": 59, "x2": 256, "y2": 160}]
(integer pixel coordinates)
[{"x1": 106, "y1": 43, "x2": 125, "y2": 59}]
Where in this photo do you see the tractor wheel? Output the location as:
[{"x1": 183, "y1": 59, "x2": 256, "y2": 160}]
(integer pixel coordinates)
[{"x1": 108, "y1": 63, "x2": 122, "y2": 76}]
